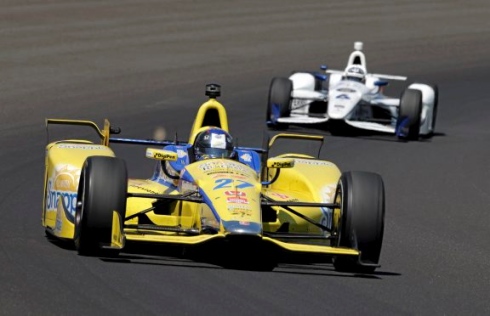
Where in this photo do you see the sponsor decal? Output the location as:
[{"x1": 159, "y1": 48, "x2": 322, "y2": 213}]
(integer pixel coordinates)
[
  {"x1": 270, "y1": 192, "x2": 289, "y2": 200},
  {"x1": 227, "y1": 204, "x2": 252, "y2": 216},
  {"x1": 224, "y1": 190, "x2": 246, "y2": 197},
  {"x1": 177, "y1": 149, "x2": 188, "y2": 158},
  {"x1": 227, "y1": 204, "x2": 251, "y2": 211},
  {"x1": 46, "y1": 164, "x2": 80, "y2": 217},
  {"x1": 295, "y1": 159, "x2": 334, "y2": 166},
  {"x1": 56, "y1": 144, "x2": 108, "y2": 150},
  {"x1": 337, "y1": 88, "x2": 356, "y2": 93},
  {"x1": 240, "y1": 153, "x2": 252, "y2": 163},
  {"x1": 227, "y1": 197, "x2": 249, "y2": 204},
  {"x1": 210, "y1": 133, "x2": 227, "y2": 149},
  {"x1": 271, "y1": 161, "x2": 292, "y2": 168},
  {"x1": 211, "y1": 174, "x2": 247, "y2": 180},
  {"x1": 291, "y1": 99, "x2": 309, "y2": 110},
  {"x1": 269, "y1": 192, "x2": 298, "y2": 201},
  {"x1": 198, "y1": 160, "x2": 254, "y2": 176},
  {"x1": 153, "y1": 152, "x2": 175, "y2": 160},
  {"x1": 146, "y1": 148, "x2": 177, "y2": 160}
]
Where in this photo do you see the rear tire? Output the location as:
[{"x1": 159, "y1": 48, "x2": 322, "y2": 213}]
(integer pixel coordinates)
[
  {"x1": 396, "y1": 88, "x2": 422, "y2": 140},
  {"x1": 266, "y1": 77, "x2": 292, "y2": 129},
  {"x1": 74, "y1": 156, "x2": 127, "y2": 256},
  {"x1": 333, "y1": 171, "x2": 385, "y2": 273}
]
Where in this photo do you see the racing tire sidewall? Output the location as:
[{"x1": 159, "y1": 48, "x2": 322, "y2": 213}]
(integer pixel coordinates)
[
  {"x1": 266, "y1": 77, "x2": 292, "y2": 129},
  {"x1": 74, "y1": 156, "x2": 127, "y2": 256},
  {"x1": 333, "y1": 171, "x2": 385, "y2": 273},
  {"x1": 397, "y1": 88, "x2": 423, "y2": 141}
]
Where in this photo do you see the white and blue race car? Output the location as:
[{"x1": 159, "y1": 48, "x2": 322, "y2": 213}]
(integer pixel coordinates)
[{"x1": 266, "y1": 42, "x2": 438, "y2": 140}]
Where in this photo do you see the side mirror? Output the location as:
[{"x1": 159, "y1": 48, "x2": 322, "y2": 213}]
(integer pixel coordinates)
[
  {"x1": 146, "y1": 148, "x2": 178, "y2": 161},
  {"x1": 267, "y1": 157, "x2": 294, "y2": 169}
]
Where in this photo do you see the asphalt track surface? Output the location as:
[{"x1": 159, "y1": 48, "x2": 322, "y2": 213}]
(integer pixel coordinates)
[{"x1": 1, "y1": 1, "x2": 489, "y2": 315}]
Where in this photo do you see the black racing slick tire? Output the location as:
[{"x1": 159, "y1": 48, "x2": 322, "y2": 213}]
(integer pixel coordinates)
[
  {"x1": 396, "y1": 88, "x2": 423, "y2": 140},
  {"x1": 74, "y1": 156, "x2": 127, "y2": 256},
  {"x1": 266, "y1": 77, "x2": 292, "y2": 129},
  {"x1": 333, "y1": 171, "x2": 385, "y2": 273}
]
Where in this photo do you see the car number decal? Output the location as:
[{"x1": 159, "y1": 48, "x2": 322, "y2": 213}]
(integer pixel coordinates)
[{"x1": 213, "y1": 178, "x2": 253, "y2": 190}]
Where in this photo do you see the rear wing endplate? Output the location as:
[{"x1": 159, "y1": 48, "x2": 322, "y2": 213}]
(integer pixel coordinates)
[{"x1": 46, "y1": 118, "x2": 118, "y2": 146}]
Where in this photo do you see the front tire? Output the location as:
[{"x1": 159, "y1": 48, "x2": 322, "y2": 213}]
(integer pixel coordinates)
[
  {"x1": 74, "y1": 156, "x2": 128, "y2": 256},
  {"x1": 266, "y1": 77, "x2": 292, "y2": 129},
  {"x1": 396, "y1": 88, "x2": 423, "y2": 140},
  {"x1": 333, "y1": 171, "x2": 385, "y2": 273}
]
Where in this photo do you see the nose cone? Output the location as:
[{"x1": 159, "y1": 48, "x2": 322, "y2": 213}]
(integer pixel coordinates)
[
  {"x1": 328, "y1": 87, "x2": 362, "y2": 119},
  {"x1": 222, "y1": 220, "x2": 262, "y2": 236}
]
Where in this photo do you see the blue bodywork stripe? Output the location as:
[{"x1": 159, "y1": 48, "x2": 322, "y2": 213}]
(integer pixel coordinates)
[{"x1": 181, "y1": 170, "x2": 221, "y2": 223}]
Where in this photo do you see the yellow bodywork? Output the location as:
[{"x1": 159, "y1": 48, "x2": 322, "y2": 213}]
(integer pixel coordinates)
[
  {"x1": 262, "y1": 157, "x2": 341, "y2": 236},
  {"x1": 188, "y1": 97, "x2": 230, "y2": 143},
  {"x1": 43, "y1": 140, "x2": 116, "y2": 233},
  {"x1": 43, "y1": 96, "x2": 359, "y2": 259}
]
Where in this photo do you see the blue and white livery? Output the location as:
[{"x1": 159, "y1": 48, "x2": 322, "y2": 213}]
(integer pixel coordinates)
[{"x1": 266, "y1": 42, "x2": 438, "y2": 140}]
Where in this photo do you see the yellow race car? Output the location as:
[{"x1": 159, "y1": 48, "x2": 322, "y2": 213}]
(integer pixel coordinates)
[{"x1": 43, "y1": 83, "x2": 385, "y2": 272}]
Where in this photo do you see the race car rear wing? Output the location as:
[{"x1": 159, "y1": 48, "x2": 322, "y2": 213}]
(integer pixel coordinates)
[
  {"x1": 46, "y1": 118, "x2": 120, "y2": 146},
  {"x1": 46, "y1": 118, "x2": 190, "y2": 148}
]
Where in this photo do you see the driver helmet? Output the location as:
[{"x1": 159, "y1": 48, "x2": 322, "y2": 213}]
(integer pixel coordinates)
[
  {"x1": 194, "y1": 127, "x2": 235, "y2": 161},
  {"x1": 344, "y1": 65, "x2": 366, "y2": 83}
]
